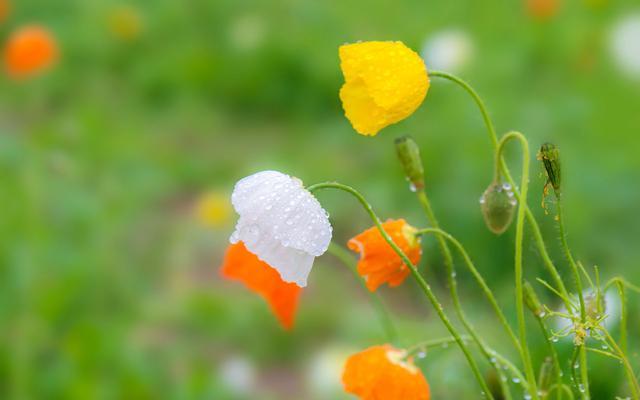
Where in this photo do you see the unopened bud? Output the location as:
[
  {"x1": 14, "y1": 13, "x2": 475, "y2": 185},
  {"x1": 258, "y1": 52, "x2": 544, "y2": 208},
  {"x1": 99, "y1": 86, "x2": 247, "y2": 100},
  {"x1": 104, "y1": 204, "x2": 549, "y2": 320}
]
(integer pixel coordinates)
[
  {"x1": 395, "y1": 135, "x2": 425, "y2": 192},
  {"x1": 523, "y1": 281, "x2": 545, "y2": 318},
  {"x1": 479, "y1": 181, "x2": 517, "y2": 235},
  {"x1": 538, "y1": 143, "x2": 561, "y2": 195},
  {"x1": 538, "y1": 357, "x2": 554, "y2": 396}
]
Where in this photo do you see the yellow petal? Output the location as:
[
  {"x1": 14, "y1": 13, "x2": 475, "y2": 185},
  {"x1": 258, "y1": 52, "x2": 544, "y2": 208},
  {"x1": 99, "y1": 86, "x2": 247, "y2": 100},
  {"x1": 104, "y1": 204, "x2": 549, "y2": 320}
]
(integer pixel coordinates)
[{"x1": 339, "y1": 41, "x2": 429, "y2": 136}]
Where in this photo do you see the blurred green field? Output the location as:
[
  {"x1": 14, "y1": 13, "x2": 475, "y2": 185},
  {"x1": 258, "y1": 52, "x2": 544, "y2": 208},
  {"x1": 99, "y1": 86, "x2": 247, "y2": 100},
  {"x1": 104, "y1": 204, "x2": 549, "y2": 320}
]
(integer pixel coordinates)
[{"x1": 1, "y1": 0, "x2": 640, "y2": 398}]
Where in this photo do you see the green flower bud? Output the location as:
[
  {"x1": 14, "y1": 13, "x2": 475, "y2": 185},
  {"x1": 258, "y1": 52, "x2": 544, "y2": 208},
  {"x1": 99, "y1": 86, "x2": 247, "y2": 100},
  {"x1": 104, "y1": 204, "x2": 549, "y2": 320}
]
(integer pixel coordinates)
[
  {"x1": 523, "y1": 281, "x2": 545, "y2": 318},
  {"x1": 395, "y1": 135, "x2": 424, "y2": 192},
  {"x1": 538, "y1": 143, "x2": 561, "y2": 195},
  {"x1": 480, "y1": 181, "x2": 517, "y2": 235}
]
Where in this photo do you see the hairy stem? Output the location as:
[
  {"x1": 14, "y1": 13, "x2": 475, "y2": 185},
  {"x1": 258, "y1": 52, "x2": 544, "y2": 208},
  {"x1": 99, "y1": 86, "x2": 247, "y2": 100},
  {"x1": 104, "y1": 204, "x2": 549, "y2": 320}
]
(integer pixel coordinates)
[
  {"x1": 430, "y1": 70, "x2": 573, "y2": 313},
  {"x1": 415, "y1": 191, "x2": 513, "y2": 400},
  {"x1": 496, "y1": 131, "x2": 539, "y2": 399}
]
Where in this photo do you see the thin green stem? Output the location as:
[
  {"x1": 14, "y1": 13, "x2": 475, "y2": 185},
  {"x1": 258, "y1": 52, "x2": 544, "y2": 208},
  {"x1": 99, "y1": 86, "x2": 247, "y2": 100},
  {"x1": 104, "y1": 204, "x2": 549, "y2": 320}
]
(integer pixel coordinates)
[
  {"x1": 535, "y1": 317, "x2": 563, "y2": 400},
  {"x1": 555, "y1": 197, "x2": 590, "y2": 400},
  {"x1": 430, "y1": 70, "x2": 573, "y2": 313},
  {"x1": 406, "y1": 335, "x2": 471, "y2": 356},
  {"x1": 308, "y1": 181, "x2": 495, "y2": 399},
  {"x1": 415, "y1": 191, "x2": 513, "y2": 400},
  {"x1": 414, "y1": 227, "x2": 520, "y2": 352},
  {"x1": 615, "y1": 281, "x2": 628, "y2": 354},
  {"x1": 327, "y1": 242, "x2": 398, "y2": 343},
  {"x1": 496, "y1": 131, "x2": 539, "y2": 400},
  {"x1": 599, "y1": 328, "x2": 640, "y2": 399}
]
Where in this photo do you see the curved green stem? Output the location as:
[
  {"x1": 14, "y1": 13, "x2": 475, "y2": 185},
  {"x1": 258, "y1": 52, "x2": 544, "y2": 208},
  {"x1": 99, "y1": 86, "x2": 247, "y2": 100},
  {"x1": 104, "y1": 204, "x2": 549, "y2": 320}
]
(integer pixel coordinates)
[
  {"x1": 327, "y1": 243, "x2": 398, "y2": 343},
  {"x1": 415, "y1": 191, "x2": 513, "y2": 400},
  {"x1": 414, "y1": 227, "x2": 520, "y2": 353},
  {"x1": 496, "y1": 131, "x2": 539, "y2": 399},
  {"x1": 308, "y1": 181, "x2": 495, "y2": 399},
  {"x1": 430, "y1": 70, "x2": 573, "y2": 313}
]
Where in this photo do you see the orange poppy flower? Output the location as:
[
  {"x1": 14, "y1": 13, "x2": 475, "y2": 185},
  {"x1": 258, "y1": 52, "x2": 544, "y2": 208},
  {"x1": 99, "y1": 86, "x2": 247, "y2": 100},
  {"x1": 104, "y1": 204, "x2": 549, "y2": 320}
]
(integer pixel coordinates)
[
  {"x1": 347, "y1": 219, "x2": 421, "y2": 292},
  {"x1": 342, "y1": 344, "x2": 430, "y2": 400},
  {"x1": 5, "y1": 25, "x2": 58, "y2": 78},
  {"x1": 220, "y1": 242, "x2": 301, "y2": 330}
]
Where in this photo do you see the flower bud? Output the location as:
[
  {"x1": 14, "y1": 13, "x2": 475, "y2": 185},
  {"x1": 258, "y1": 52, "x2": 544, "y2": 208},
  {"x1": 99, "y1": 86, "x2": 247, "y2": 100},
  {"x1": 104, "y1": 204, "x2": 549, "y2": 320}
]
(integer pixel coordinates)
[
  {"x1": 479, "y1": 181, "x2": 517, "y2": 234},
  {"x1": 537, "y1": 143, "x2": 561, "y2": 195},
  {"x1": 537, "y1": 357, "x2": 554, "y2": 396},
  {"x1": 395, "y1": 135, "x2": 425, "y2": 192},
  {"x1": 523, "y1": 281, "x2": 545, "y2": 318}
]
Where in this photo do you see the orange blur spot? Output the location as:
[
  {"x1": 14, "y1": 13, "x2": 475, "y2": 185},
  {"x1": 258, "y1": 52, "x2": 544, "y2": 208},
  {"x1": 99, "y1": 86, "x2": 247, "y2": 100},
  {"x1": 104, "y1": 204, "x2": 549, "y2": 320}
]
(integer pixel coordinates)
[
  {"x1": 0, "y1": 0, "x2": 10, "y2": 24},
  {"x1": 342, "y1": 344, "x2": 430, "y2": 399},
  {"x1": 220, "y1": 242, "x2": 301, "y2": 330},
  {"x1": 527, "y1": 0, "x2": 560, "y2": 20},
  {"x1": 348, "y1": 219, "x2": 421, "y2": 292},
  {"x1": 5, "y1": 25, "x2": 58, "y2": 79}
]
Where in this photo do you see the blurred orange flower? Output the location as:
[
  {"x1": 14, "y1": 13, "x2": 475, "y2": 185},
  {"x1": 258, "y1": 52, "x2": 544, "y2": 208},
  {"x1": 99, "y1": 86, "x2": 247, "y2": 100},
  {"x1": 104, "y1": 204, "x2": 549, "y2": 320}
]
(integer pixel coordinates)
[
  {"x1": 339, "y1": 41, "x2": 429, "y2": 136},
  {"x1": 348, "y1": 219, "x2": 421, "y2": 292},
  {"x1": 5, "y1": 25, "x2": 58, "y2": 78},
  {"x1": 220, "y1": 242, "x2": 301, "y2": 330},
  {"x1": 0, "y1": 0, "x2": 10, "y2": 24},
  {"x1": 526, "y1": 0, "x2": 559, "y2": 20},
  {"x1": 342, "y1": 344, "x2": 430, "y2": 399}
]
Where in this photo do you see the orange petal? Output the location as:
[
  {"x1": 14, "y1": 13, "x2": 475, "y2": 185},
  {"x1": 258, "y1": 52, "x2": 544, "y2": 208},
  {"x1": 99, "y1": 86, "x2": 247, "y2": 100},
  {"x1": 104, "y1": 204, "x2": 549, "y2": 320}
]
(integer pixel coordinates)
[
  {"x1": 5, "y1": 25, "x2": 58, "y2": 78},
  {"x1": 221, "y1": 242, "x2": 301, "y2": 329},
  {"x1": 342, "y1": 344, "x2": 430, "y2": 399},
  {"x1": 347, "y1": 219, "x2": 421, "y2": 291}
]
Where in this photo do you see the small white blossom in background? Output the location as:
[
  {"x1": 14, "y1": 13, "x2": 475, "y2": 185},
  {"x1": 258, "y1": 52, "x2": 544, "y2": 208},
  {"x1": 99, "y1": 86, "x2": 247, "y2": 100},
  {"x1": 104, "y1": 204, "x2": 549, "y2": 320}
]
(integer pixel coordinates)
[
  {"x1": 219, "y1": 356, "x2": 257, "y2": 395},
  {"x1": 552, "y1": 289, "x2": 621, "y2": 341},
  {"x1": 306, "y1": 346, "x2": 354, "y2": 399},
  {"x1": 609, "y1": 13, "x2": 640, "y2": 80},
  {"x1": 230, "y1": 170, "x2": 332, "y2": 287},
  {"x1": 421, "y1": 29, "x2": 474, "y2": 73}
]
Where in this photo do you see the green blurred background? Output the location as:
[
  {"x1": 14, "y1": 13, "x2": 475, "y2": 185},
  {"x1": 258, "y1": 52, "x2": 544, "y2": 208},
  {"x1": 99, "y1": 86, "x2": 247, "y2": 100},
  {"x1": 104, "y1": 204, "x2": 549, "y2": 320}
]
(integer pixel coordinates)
[{"x1": 1, "y1": 0, "x2": 640, "y2": 398}]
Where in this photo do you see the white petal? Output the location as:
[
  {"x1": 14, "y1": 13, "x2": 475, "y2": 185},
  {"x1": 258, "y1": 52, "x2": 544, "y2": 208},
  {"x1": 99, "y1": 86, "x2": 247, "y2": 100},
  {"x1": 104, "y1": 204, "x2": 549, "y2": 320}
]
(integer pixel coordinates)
[{"x1": 230, "y1": 170, "x2": 332, "y2": 286}]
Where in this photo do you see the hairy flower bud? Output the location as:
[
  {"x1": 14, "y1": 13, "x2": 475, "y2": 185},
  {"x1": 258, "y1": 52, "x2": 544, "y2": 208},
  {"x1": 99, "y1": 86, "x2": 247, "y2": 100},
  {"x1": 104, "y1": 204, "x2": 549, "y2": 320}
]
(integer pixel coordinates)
[
  {"x1": 538, "y1": 142, "x2": 561, "y2": 195},
  {"x1": 395, "y1": 136, "x2": 425, "y2": 192},
  {"x1": 523, "y1": 281, "x2": 545, "y2": 318},
  {"x1": 479, "y1": 181, "x2": 517, "y2": 235}
]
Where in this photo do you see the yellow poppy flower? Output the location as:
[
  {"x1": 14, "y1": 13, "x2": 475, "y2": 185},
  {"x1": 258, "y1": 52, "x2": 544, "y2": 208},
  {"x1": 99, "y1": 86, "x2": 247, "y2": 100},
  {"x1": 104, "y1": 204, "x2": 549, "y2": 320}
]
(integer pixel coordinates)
[{"x1": 339, "y1": 41, "x2": 429, "y2": 136}]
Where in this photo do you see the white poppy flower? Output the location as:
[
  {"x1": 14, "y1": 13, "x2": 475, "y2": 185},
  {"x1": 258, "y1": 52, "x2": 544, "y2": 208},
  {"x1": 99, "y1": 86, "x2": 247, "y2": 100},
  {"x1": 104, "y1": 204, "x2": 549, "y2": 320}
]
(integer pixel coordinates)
[
  {"x1": 421, "y1": 29, "x2": 474, "y2": 73},
  {"x1": 230, "y1": 170, "x2": 332, "y2": 287}
]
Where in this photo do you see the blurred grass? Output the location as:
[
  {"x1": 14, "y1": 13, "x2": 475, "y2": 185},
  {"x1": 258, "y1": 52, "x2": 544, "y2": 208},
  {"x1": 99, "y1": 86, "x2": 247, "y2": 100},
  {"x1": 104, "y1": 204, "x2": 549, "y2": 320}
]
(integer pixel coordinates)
[{"x1": 0, "y1": 0, "x2": 639, "y2": 398}]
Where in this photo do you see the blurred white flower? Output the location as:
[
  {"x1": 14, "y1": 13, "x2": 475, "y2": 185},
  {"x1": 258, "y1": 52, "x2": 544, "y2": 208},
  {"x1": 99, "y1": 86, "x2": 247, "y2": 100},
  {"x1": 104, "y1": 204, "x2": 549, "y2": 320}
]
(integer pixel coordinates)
[
  {"x1": 421, "y1": 29, "x2": 474, "y2": 73},
  {"x1": 228, "y1": 14, "x2": 266, "y2": 52},
  {"x1": 230, "y1": 170, "x2": 332, "y2": 287},
  {"x1": 306, "y1": 346, "x2": 353, "y2": 398},
  {"x1": 609, "y1": 13, "x2": 640, "y2": 79},
  {"x1": 219, "y1": 356, "x2": 256, "y2": 395}
]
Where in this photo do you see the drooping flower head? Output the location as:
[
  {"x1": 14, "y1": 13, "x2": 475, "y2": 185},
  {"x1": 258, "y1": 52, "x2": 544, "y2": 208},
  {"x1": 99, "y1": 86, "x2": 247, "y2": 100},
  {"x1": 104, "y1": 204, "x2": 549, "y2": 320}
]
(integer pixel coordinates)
[
  {"x1": 348, "y1": 219, "x2": 421, "y2": 292},
  {"x1": 5, "y1": 25, "x2": 58, "y2": 78},
  {"x1": 339, "y1": 41, "x2": 429, "y2": 136},
  {"x1": 221, "y1": 242, "x2": 301, "y2": 329},
  {"x1": 230, "y1": 170, "x2": 332, "y2": 287},
  {"x1": 342, "y1": 344, "x2": 430, "y2": 400}
]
